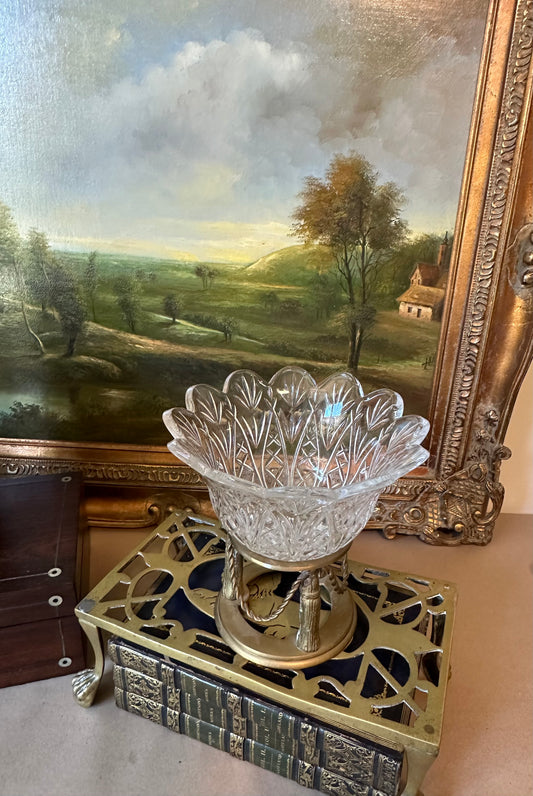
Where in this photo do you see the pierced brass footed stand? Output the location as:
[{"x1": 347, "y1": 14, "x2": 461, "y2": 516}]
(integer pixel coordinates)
[
  {"x1": 215, "y1": 537, "x2": 356, "y2": 669},
  {"x1": 73, "y1": 509, "x2": 457, "y2": 796}
]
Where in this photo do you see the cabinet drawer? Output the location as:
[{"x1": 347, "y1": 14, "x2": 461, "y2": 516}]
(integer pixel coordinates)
[
  {"x1": 0, "y1": 575, "x2": 78, "y2": 628},
  {"x1": 0, "y1": 615, "x2": 86, "y2": 688},
  {"x1": 0, "y1": 472, "x2": 86, "y2": 686}
]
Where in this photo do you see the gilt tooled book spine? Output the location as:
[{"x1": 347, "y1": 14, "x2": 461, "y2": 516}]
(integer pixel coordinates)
[
  {"x1": 109, "y1": 637, "x2": 402, "y2": 796},
  {"x1": 114, "y1": 685, "x2": 392, "y2": 796},
  {"x1": 112, "y1": 664, "x2": 400, "y2": 795},
  {"x1": 112, "y1": 664, "x2": 289, "y2": 740}
]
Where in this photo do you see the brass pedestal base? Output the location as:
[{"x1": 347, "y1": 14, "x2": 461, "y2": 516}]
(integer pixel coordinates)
[
  {"x1": 215, "y1": 539, "x2": 356, "y2": 669},
  {"x1": 215, "y1": 581, "x2": 356, "y2": 669}
]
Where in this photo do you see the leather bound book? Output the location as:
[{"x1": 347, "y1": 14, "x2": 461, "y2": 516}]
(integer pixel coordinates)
[
  {"x1": 110, "y1": 637, "x2": 403, "y2": 796},
  {"x1": 114, "y1": 684, "x2": 396, "y2": 796}
]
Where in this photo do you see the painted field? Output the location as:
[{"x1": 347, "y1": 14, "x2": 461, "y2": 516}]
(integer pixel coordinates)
[{"x1": 0, "y1": 246, "x2": 440, "y2": 444}]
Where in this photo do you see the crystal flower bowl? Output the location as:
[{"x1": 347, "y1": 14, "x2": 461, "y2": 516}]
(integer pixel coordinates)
[{"x1": 163, "y1": 367, "x2": 429, "y2": 563}]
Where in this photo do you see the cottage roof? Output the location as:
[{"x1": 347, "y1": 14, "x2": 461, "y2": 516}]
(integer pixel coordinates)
[
  {"x1": 397, "y1": 285, "x2": 445, "y2": 307},
  {"x1": 412, "y1": 263, "x2": 440, "y2": 285}
]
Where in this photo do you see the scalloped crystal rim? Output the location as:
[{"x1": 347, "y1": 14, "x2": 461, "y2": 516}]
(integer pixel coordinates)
[
  {"x1": 163, "y1": 366, "x2": 429, "y2": 560},
  {"x1": 163, "y1": 366, "x2": 429, "y2": 498},
  {"x1": 166, "y1": 438, "x2": 428, "y2": 502}
]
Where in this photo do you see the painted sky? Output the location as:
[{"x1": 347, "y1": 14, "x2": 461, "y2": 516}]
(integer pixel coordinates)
[{"x1": 0, "y1": 0, "x2": 489, "y2": 263}]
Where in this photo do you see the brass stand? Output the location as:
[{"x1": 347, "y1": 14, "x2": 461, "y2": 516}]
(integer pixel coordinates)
[
  {"x1": 216, "y1": 537, "x2": 355, "y2": 669},
  {"x1": 73, "y1": 509, "x2": 457, "y2": 796}
]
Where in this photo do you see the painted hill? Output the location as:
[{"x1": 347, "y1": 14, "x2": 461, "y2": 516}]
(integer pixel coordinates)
[{"x1": 244, "y1": 244, "x2": 334, "y2": 286}]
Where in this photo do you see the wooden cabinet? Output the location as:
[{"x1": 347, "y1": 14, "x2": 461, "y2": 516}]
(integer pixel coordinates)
[{"x1": 0, "y1": 473, "x2": 86, "y2": 687}]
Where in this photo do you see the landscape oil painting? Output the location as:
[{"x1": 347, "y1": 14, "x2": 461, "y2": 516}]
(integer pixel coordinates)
[{"x1": 0, "y1": 0, "x2": 490, "y2": 446}]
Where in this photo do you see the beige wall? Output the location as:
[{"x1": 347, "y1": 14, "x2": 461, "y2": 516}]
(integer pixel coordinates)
[
  {"x1": 501, "y1": 361, "x2": 533, "y2": 514},
  {"x1": 398, "y1": 301, "x2": 408, "y2": 317},
  {"x1": 398, "y1": 302, "x2": 433, "y2": 320}
]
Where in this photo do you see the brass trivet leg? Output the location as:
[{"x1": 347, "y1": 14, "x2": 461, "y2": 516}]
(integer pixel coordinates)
[
  {"x1": 72, "y1": 619, "x2": 105, "y2": 708},
  {"x1": 401, "y1": 746, "x2": 436, "y2": 796}
]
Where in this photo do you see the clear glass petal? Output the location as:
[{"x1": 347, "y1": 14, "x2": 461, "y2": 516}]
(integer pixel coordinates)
[{"x1": 163, "y1": 366, "x2": 429, "y2": 561}]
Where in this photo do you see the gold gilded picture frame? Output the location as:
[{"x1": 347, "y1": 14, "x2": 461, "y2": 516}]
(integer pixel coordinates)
[{"x1": 0, "y1": 0, "x2": 532, "y2": 545}]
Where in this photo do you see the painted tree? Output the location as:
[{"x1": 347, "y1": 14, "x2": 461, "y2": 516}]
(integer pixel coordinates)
[
  {"x1": 194, "y1": 264, "x2": 218, "y2": 289},
  {"x1": 84, "y1": 251, "x2": 98, "y2": 322},
  {"x1": 113, "y1": 275, "x2": 140, "y2": 333},
  {"x1": 0, "y1": 201, "x2": 22, "y2": 300},
  {"x1": 50, "y1": 261, "x2": 86, "y2": 356},
  {"x1": 280, "y1": 298, "x2": 302, "y2": 316},
  {"x1": 0, "y1": 202, "x2": 20, "y2": 268},
  {"x1": 25, "y1": 228, "x2": 53, "y2": 314},
  {"x1": 194, "y1": 264, "x2": 209, "y2": 289},
  {"x1": 221, "y1": 316, "x2": 238, "y2": 342},
  {"x1": 260, "y1": 290, "x2": 280, "y2": 314},
  {"x1": 207, "y1": 267, "x2": 217, "y2": 288},
  {"x1": 292, "y1": 153, "x2": 408, "y2": 370},
  {"x1": 309, "y1": 270, "x2": 341, "y2": 320},
  {"x1": 163, "y1": 293, "x2": 181, "y2": 323},
  {"x1": 0, "y1": 201, "x2": 45, "y2": 353}
]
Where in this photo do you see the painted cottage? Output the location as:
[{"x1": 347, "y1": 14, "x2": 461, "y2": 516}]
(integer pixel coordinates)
[{"x1": 397, "y1": 235, "x2": 449, "y2": 321}]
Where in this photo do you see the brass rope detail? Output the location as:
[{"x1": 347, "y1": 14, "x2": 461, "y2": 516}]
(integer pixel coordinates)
[
  {"x1": 224, "y1": 537, "x2": 307, "y2": 622},
  {"x1": 239, "y1": 570, "x2": 308, "y2": 624},
  {"x1": 320, "y1": 555, "x2": 349, "y2": 595},
  {"x1": 341, "y1": 554, "x2": 349, "y2": 583},
  {"x1": 225, "y1": 537, "x2": 240, "y2": 601},
  {"x1": 225, "y1": 542, "x2": 348, "y2": 622}
]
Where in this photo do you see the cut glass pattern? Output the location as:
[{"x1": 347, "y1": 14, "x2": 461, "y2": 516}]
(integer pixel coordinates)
[{"x1": 163, "y1": 367, "x2": 429, "y2": 561}]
